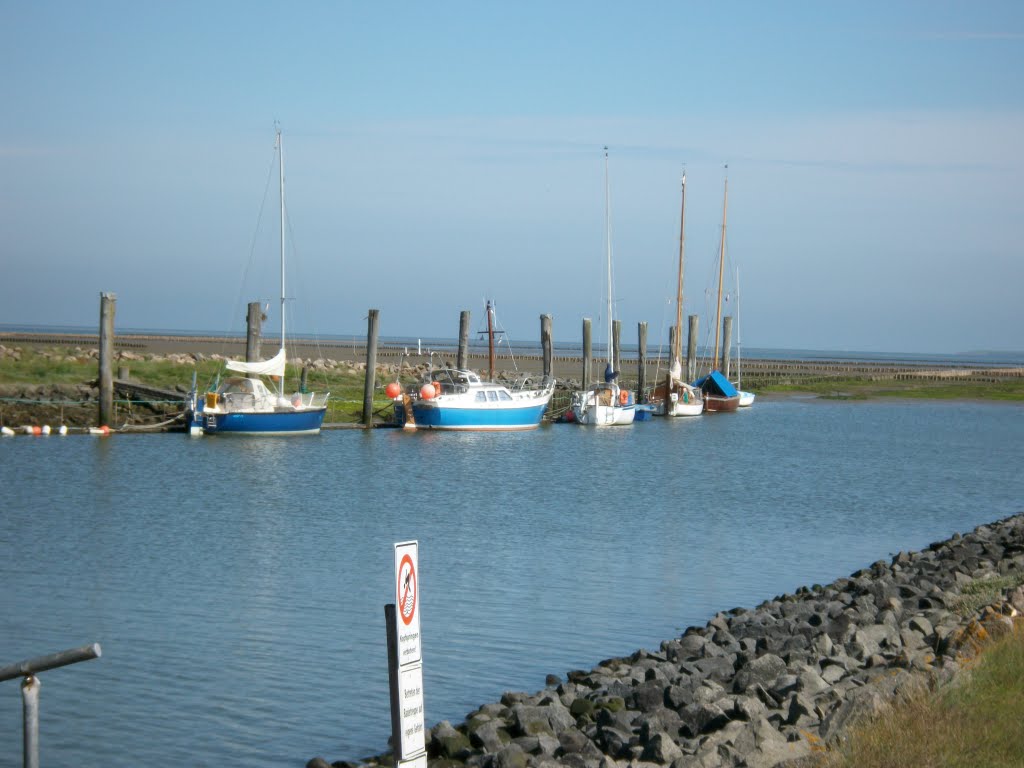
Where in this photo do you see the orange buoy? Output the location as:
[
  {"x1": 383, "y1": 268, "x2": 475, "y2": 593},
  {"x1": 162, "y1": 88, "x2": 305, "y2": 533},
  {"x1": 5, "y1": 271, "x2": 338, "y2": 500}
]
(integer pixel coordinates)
[
  {"x1": 619, "y1": 389, "x2": 629, "y2": 405},
  {"x1": 385, "y1": 382, "x2": 401, "y2": 399},
  {"x1": 420, "y1": 384, "x2": 437, "y2": 400}
]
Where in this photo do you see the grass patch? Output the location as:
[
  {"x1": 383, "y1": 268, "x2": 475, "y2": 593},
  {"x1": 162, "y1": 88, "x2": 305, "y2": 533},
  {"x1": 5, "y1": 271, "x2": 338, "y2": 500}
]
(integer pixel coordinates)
[
  {"x1": 755, "y1": 377, "x2": 1024, "y2": 401},
  {"x1": 814, "y1": 625, "x2": 1024, "y2": 768},
  {"x1": 951, "y1": 573, "x2": 1024, "y2": 617},
  {"x1": 0, "y1": 346, "x2": 404, "y2": 424}
]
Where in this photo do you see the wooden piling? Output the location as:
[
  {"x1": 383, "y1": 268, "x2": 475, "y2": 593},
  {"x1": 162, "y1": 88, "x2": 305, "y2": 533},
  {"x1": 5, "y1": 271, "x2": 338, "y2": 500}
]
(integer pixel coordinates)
[
  {"x1": 638, "y1": 322, "x2": 648, "y2": 396},
  {"x1": 582, "y1": 318, "x2": 592, "y2": 386},
  {"x1": 246, "y1": 301, "x2": 262, "y2": 362},
  {"x1": 300, "y1": 366, "x2": 308, "y2": 394},
  {"x1": 457, "y1": 310, "x2": 470, "y2": 369},
  {"x1": 362, "y1": 309, "x2": 380, "y2": 427},
  {"x1": 687, "y1": 314, "x2": 698, "y2": 382},
  {"x1": 612, "y1": 319, "x2": 622, "y2": 375},
  {"x1": 98, "y1": 292, "x2": 116, "y2": 428},
  {"x1": 541, "y1": 314, "x2": 553, "y2": 380},
  {"x1": 722, "y1": 316, "x2": 733, "y2": 379}
]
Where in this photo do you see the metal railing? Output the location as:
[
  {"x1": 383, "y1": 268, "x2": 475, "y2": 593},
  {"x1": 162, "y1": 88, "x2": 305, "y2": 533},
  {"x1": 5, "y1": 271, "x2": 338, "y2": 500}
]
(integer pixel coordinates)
[{"x1": 0, "y1": 643, "x2": 102, "y2": 768}]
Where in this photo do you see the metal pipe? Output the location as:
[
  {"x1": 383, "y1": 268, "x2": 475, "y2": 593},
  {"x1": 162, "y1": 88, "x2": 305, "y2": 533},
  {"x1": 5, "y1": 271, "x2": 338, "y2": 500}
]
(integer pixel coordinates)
[
  {"x1": 22, "y1": 675, "x2": 39, "y2": 768},
  {"x1": 0, "y1": 643, "x2": 101, "y2": 682}
]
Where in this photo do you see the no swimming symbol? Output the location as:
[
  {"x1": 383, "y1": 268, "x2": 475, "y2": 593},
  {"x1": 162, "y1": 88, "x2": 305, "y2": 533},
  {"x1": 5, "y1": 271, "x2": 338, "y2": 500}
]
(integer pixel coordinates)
[{"x1": 398, "y1": 553, "x2": 417, "y2": 626}]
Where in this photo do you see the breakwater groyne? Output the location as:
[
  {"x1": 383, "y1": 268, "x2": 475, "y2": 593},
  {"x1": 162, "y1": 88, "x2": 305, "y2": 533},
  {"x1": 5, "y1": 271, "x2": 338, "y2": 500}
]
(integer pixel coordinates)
[{"x1": 313, "y1": 515, "x2": 1024, "y2": 768}]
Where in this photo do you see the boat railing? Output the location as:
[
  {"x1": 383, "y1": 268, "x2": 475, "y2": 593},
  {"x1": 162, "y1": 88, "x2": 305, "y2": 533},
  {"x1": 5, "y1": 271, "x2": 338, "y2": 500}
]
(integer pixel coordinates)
[
  {"x1": 295, "y1": 392, "x2": 329, "y2": 409},
  {"x1": 221, "y1": 392, "x2": 257, "y2": 411}
]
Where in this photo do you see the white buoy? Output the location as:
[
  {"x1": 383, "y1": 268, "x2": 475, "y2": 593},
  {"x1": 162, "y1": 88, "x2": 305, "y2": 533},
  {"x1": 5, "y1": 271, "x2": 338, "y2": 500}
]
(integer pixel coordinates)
[
  {"x1": 42, "y1": 425, "x2": 51, "y2": 435},
  {"x1": 1, "y1": 426, "x2": 14, "y2": 437},
  {"x1": 58, "y1": 425, "x2": 68, "y2": 436}
]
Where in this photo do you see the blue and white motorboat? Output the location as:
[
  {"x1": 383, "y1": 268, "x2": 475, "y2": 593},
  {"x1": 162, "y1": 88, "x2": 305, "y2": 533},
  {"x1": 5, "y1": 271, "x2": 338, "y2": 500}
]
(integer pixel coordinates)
[
  {"x1": 394, "y1": 367, "x2": 554, "y2": 431},
  {"x1": 187, "y1": 127, "x2": 328, "y2": 436}
]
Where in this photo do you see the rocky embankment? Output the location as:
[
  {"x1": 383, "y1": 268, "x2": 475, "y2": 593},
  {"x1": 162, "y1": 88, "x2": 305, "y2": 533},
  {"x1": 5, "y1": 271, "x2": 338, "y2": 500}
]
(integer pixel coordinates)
[{"x1": 311, "y1": 515, "x2": 1024, "y2": 768}]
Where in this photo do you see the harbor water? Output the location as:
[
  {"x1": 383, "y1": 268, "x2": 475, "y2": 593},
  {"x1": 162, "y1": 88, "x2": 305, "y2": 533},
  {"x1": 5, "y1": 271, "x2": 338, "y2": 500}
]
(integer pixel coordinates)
[{"x1": 1, "y1": 397, "x2": 1023, "y2": 767}]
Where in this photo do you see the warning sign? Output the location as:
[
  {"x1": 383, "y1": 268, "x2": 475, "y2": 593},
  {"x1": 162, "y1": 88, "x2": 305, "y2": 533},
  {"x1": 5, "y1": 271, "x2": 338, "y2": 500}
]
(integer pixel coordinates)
[{"x1": 394, "y1": 541, "x2": 421, "y2": 664}]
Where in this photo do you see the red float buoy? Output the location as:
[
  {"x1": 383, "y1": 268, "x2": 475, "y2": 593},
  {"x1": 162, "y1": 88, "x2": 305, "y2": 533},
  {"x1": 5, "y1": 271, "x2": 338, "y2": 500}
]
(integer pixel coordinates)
[
  {"x1": 385, "y1": 382, "x2": 401, "y2": 399},
  {"x1": 420, "y1": 384, "x2": 436, "y2": 400}
]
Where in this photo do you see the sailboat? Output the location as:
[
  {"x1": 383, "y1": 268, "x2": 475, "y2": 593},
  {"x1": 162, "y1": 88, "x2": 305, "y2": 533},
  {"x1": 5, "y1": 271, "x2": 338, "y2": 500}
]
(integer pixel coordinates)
[
  {"x1": 570, "y1": 147, "x2": 635, "y2": 427},
  {"x1": 692, "y1": 170, "x2": 741, "y2": 412},
  {"x1": 733, "y1": 267, "x2": 755, "y2": 407},
  {"x1": 391, "y1": 300, "x2": 554, "y2": 431},
  {"x1": 188, "y1": 128, "x2": 329, "y2": 435},
  {"x1": 650, "y1": 171, "x2": 703, "y2": 417}
]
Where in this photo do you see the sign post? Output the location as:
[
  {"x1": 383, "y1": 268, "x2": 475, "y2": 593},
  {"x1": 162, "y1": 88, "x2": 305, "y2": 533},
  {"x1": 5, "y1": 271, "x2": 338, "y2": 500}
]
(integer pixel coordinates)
[{"x1": 386, "y1": 541, "x2": 426, "y2": 768}]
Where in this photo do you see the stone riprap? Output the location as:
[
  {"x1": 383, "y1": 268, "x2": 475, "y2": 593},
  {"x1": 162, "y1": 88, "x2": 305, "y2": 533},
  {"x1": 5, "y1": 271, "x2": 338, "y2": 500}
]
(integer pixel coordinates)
[{"x1": 311, "y1": 514, "x2": 1024, "y2": 768}]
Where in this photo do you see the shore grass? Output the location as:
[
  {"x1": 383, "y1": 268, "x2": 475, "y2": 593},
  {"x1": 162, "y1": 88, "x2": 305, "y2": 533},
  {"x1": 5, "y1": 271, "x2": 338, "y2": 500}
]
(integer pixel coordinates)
[
  {"x1": 813, "y1": 623, "x2": 1024, "y2": 768},
  {"x1": 758, "y1": 377, "x2": 1024, "y2": 402}
]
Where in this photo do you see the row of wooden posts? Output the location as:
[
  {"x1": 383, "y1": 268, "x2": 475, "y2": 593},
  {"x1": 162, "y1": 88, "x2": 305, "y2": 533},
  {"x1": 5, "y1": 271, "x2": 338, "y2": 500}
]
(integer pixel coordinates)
[{"x1": 94, "y1": 293, "x2": 735, "y2": 428}]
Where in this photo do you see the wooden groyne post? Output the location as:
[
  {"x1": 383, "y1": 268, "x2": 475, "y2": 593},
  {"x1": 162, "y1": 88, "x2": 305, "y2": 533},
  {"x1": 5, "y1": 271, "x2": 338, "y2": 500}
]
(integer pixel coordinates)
[
  {"x1": 638, "y1": 322, "x2": 648, "y2": 396},
  {"x1": 722, "y1": 316, "x2": 733, "y2": 379},
  {"x1": 98, "y1": 292, "x2": 116, "y2": 428},
  {"x1": 582, "y1": 318, "x2": 592, "y2": 386},
  {"x1": 687, "y1": 314, "x2": 698, "y2": 382},
  {"x1": 612, "y1": 319, "x2": 622, "y2": 375},
  {"x1": 457, "y1": 310, "x2": 470, "y2": 370},
  {"x1": 541, "y1": 314, "x2": 553, "y2": 380},
  {"x1": 362, "y1": 309, "x2": 380, "y2": 427},
  {"x1": 1, "y1": 642, "x2": 102, "y2": 768},
  {"x1": 246, "y1": 301, "x2": 263, "y2": 362}
]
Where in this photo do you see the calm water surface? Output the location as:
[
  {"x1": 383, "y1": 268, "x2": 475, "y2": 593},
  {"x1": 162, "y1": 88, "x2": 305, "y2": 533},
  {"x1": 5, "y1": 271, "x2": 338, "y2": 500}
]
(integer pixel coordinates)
[{"x1": 1, "y1": 397, "x2": 1023, "y2": 767}]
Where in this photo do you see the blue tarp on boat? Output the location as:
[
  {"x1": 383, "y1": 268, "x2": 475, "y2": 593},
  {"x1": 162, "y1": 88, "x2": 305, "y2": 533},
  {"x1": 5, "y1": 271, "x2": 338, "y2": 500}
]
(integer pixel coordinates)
[{"x1": 692, "y1": 370, "x2": 739, "y2": 397}]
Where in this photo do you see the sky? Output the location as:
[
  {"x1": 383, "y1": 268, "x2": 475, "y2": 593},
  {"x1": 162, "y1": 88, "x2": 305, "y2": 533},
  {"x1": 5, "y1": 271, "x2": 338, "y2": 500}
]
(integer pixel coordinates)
[{"x1": 2, "y1": 1, "x2": 1022, "y2": 354}]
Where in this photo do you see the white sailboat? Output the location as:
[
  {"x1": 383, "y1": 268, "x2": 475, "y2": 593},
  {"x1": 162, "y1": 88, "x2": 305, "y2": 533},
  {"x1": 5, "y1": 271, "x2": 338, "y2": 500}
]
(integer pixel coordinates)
[
  {"x1": 650, "y1": 171, "x2": 703, "y2": 417},
  {"x1": 188, "y1": 127, "x2": 329, "y2": 435},
  {"x1": 571, "y1": 147, "x2": 635, "y2": 427}
]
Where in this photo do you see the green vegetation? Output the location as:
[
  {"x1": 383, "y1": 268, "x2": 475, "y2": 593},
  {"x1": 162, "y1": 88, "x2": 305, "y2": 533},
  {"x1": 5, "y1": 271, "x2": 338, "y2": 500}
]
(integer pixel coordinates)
[
  {"x1": 952, "y1": 574, "x2": 1024, "y2": 617},
  {"x1": 754, "y1": 376, "x2": 1024, "y2": 402},
  {"x1": 0, "y1": 346, "x2": 403, "y2": 424},
  {"x1": 813, "y1": 624, "x2": 1024, "y2": 768}
]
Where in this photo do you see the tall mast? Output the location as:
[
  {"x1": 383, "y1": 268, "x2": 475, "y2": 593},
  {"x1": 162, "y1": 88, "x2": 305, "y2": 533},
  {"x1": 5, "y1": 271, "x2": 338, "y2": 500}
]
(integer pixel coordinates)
[
  {"x1": 604, "y1": 147, "x2": 613, "y2": 372},
  {"x1": 486, "y1": 300, "x2": 496, "y2": 382},
  {"x1": 277, "y1": 126, "x2": 286, "y2": 356},
  {"x1": 674, "y1": 171, "x2": 686, "y2": 364},
  {"x1": 713, "y1": 169, "x2": 728, "y2": 370}
]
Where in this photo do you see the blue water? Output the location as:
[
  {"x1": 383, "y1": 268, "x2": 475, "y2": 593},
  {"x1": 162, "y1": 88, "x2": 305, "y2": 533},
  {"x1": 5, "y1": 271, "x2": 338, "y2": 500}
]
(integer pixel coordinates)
[{"x1": 1, "y1": 398, "x2": 1023, "y2": 767}]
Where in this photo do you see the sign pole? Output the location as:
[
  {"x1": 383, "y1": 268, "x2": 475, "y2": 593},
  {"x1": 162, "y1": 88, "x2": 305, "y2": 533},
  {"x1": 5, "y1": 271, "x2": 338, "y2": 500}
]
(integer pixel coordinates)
[{"x1": 386, "y1": 541, "x2": 426, "y2": 768}]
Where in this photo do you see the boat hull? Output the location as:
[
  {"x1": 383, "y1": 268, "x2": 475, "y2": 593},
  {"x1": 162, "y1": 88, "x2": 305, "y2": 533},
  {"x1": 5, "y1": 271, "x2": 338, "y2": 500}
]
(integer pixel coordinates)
[
  {"x1": 703, "y1": 395, "x2": 740, "y2": 413},
  {"x1": 401, "y1": 401, "x2": 549, "y2": 431},
  {"x1": 738, "y1": 391, "x2": 755, "y2": 407},
  {"x1": 202, "y1": 408, "x2": 326, "y2": 435},
  {"x1": 572, "y1": 403, "x2": 636, "y2": 426}
]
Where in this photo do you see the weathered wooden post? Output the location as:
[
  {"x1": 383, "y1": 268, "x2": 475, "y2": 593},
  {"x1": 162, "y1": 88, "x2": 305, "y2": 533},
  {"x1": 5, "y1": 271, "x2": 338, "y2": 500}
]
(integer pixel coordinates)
[
  {"x1": 457, "y1": 310, "x2": 470, "y2": 370},
  {"x1": 637, "y1": 322, "x2": 647, "y2": 398},
  {"x1": 98, "y1": 292, "x2": 116, "y2": 428},
  {"x1": 687, "y1": 314, "x2": 699, "y2": 382},
  {"x1": 300, "y1": 366, "x2": 308, "y2": 394},
  {"x1": 582, "y1": 318, "x2": 592, "y2": 386},
  {"x1": 668, "y1": 326, "x2": 677, "y2": 370},
  {"x1": 722, "y1": 316, "x2": 733, "y2": 379},
  {"x1": 246, "y1": 301, "x2": 263, "y2": 362},
  {"x1": 117, "y1": 365, "x2": 129, "y2": 381},
  {"x1": 362, "y1": 309, "x2": 380, "y2": 427},
  {"x1": 612, "y1": 319, "x2": 622, "y2": 375},
  {"x1": 540, "y1": 314, "x2": 553, "y2": 380}
]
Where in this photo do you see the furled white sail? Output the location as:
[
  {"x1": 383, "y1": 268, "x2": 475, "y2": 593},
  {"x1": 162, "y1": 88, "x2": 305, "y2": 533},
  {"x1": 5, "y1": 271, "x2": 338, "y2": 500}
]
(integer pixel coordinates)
[{"x1": 225, "y1": 348, "x2": 286, "y2": 378}]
